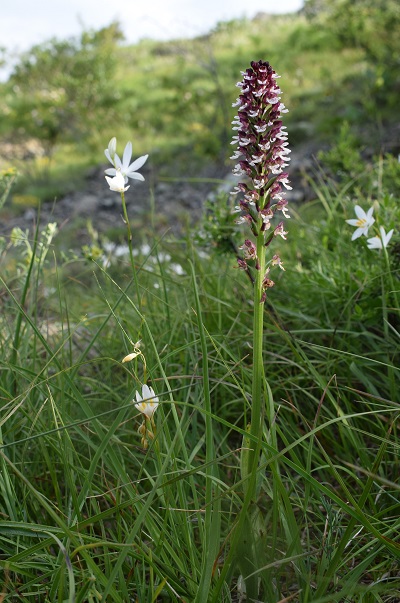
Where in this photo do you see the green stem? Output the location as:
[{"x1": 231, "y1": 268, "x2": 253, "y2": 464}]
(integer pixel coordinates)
[
  {"x1": 120, "y1": 190, "x2": 141, "y2": 308},
  {"x1": 381, "y1": 247, "x2": 398, "y2": 403},
  {"x1": 382, "y1": 245, "x2": 399, "y2": 312},
  {"x1": 247, "y1": 232, "x2": 266, "y2": 491}
]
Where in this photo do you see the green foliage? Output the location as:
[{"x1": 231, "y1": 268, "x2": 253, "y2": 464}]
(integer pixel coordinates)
[
  {"x1": 0, "y1": 8, "x2": 398, "y2": 201},
  {"x1": 0, "y1": 152, "x2": 399, "y2": 601},
  {"x1": 317, "y1": 121, "x2": 365, "y2": 181},
  {"x1": 0, "y1": 167, "x2": 18, "y2": 209},
  {"x1": 3, "y1": 22, "x2": 123, "y2": 154},
  {"x1": 304, "y1": 0, "x2": 400, "y2": 108}
]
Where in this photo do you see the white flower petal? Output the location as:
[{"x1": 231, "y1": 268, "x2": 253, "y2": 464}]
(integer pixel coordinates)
[
  {"x1": 127, "y1": 172, "x2": 145, "y2": 182},
  {"x1": 122, "y1": 141, "x2": 132, "y2": 169},
  {"x1": 104, "y1": 149, "x2": 113, "y2": 164},
  {"x1": 366, "y1": 206, "x2": 374, "y2": 220},
  {"x1": 143, "y1": 384, "x2": 156, "y2": 401},
  {"x1": 351, "y1": 228, "x2": 364, "y2": 240},
  {"x1": 127, "y1": 154, "x2": 148, "y2": 174},
  {"x1": 105, "y1": 172, "x2": 130, "y2": 192},
  {"x1": 108, "y1": 137, "x2": 117, "y2": 157},
  {"x1": 384, "y1": 228, "x2": 394, "y2": 244},
  {"x1": 354, "y1": 205, "x2": 367, "y2": 220},
  {"x1": 367, "y1": 236, "x2": 382, "y2": 249}
]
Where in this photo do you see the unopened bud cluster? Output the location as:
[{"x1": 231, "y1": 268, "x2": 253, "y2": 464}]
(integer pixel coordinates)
[{"x1": 231, "y1": 60, "x2": 291, "y2": 297}]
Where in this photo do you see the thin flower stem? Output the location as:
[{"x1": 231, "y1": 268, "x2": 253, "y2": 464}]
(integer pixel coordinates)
[
  {"x1": 383, "y1": 245, "x2": 399, "y2": 312},
  {"x1": 247, "y1": 231, "x2": 266, "y2": 487},
  {"x1": 120, "y1": 190, "x2": 141, "y2": 307}
]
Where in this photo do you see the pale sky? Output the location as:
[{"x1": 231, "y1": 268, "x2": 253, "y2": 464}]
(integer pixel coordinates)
[{"x1": 1, "y1": 0, "x2": 303, "y2": 53}]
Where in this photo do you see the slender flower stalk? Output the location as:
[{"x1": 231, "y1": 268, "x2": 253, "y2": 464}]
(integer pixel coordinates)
[
  {"x1": 231, "y1": 60, "x2": 291, "y2": 487},
  {"x1": 367, "y1": 225, "x2": 398, "y2": 316}
]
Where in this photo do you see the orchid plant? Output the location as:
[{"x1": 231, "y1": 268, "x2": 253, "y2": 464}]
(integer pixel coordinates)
[
  {"x1": 231, "y1": 60, "x2": 291, "y2": 484},
  {"x1": 224, "y1": 60, "x2": 292, "y2": 599}
]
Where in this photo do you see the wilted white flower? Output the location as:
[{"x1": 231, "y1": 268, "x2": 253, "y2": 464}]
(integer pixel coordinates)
[
  {"x1": 105, "y1": 170, "x2": 130, "y2": 192},
  {"x1": 105, "y1": 138, "x2": 148, "y2": 183},
  {"x1": 367, "y1": 226, "x2": 394, "y2": 250},
  {"x1": 134, "y1": 384, "x2": 159, "y2": 419},
  {"x1": 346, "y1": 205, "x2": 375, "y2": 240}
]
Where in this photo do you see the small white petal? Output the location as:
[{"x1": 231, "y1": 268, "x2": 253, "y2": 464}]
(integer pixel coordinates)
[
  {"x1": 351, "y1": 228, "x2": 364, "y2": 241},
  {"x1": 122, "y1": 141, "x2": 132, "y2": 169},
  {"x1": 104, "y1": 149, "x2": 113, "y2": 164},
  {"x1": 126, "y1": 154, "x2": 148, "y2": 174},
  {"x1": 105, "y1": 171, "x2": 130, "y2": 192},
  {"x1": 354, "y1": 205, "x2": 367, "y2": 220},
  {"x1": 128, "y1": 173, "x2": 145, "y2": 182}
]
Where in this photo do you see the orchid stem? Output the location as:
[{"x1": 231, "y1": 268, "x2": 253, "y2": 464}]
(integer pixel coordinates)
[{"x1": 247, "y1": 231, "x2": 266, "y2": 493}]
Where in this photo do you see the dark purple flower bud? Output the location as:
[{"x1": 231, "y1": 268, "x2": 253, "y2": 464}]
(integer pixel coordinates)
[{"x1": 262, "y1": 268, "x2": 275, "y2": 289}]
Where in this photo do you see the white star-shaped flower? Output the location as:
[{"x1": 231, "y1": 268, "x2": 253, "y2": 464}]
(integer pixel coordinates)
[
  {"x1": 367, "y1": 226, "x2": 394, "y2": 250},
  {"x1": 346, "y1": 205, "x2": 375, "y2": 240},
  {"x1": 105, "y1": 138, "x2": 148, "y2": 183},
  {"x1": 134, "y1": 384, "x2": 159, "y2": 420},
  {"x1": 105, "y1": 170, "x2": 130, "y2": 192}
]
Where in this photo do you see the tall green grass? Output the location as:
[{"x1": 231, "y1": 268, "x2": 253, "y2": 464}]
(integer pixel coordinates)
[{"x1": 0, "y1": 152, "x2": 399, "y2": 601}]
